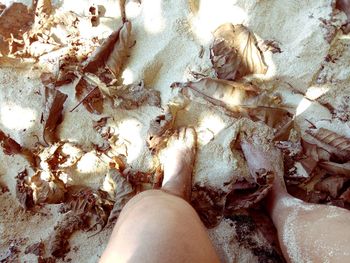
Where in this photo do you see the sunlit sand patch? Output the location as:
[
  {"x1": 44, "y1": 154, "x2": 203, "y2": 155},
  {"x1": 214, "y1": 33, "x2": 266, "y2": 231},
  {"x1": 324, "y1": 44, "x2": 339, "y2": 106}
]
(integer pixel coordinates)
[
  {"x1": 143, "y1": 0, "x2": 165, "y2": 34},
  {"x1": 0, "y1": 102, "x2": 37, "y2": 130}
]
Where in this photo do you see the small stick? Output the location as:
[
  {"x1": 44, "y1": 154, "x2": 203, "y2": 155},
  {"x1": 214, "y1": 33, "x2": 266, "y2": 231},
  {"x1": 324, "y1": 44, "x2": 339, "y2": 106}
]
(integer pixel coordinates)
[{"x1": 70, "y1": 86, "x2": 98, "y2": 112}]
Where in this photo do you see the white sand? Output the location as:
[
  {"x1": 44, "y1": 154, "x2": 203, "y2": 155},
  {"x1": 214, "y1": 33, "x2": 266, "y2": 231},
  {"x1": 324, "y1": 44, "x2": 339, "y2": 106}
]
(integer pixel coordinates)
[{"x1": 1, "y1": 0, "x2": 350, "y2": 262}]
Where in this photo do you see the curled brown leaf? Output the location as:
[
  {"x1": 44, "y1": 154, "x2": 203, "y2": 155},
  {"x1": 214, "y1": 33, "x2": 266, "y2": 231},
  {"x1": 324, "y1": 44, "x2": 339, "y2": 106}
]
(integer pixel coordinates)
[
  {"x1": 83, "y1": 21, "x2": 132, "y2": 78},
  {"x1": 43, "y1": 89, "x2": 68, "y2": 144},
  {"x1": 306, "y1": 128, "x2": 350, "y2": 162},
  {"x1": 319, "y1": 161, "x2": 350, "y2": 176},
  {"x1": 211, "y1": 23, "x2": 268, "y2": 80},
  {"x1": 106, "y1": 21, "x2": 132, "y2": 77},
  {"x1": 74, "y1": 77, "x2": 104, "y2": 114}
]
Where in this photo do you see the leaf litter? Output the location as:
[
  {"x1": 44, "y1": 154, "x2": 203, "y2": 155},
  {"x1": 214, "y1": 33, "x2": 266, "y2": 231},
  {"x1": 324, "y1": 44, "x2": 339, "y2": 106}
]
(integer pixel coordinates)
[{"x1": 1, "y1": 1, "x2": 350, "y2": 261}]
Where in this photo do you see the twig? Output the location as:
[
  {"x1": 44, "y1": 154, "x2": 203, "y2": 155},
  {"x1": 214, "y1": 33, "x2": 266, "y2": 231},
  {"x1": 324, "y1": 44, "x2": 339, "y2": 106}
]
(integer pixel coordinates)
[{"x1": 70, "y1": 86, "x2": 98, "y2": 112}]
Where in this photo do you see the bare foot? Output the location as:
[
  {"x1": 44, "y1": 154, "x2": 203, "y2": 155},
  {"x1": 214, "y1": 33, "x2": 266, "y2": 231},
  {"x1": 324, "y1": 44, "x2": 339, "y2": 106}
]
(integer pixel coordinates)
[
  {"x1": 240, "y1": 138, "x2": 289, "y2": 210},
  {"x1": 160, "y1": 127, "x2": 197, "y2": 201}
]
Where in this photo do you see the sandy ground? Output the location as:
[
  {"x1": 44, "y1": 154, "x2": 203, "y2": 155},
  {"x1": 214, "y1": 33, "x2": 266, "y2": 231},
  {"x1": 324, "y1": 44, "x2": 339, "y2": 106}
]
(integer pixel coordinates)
[{"x1": 1, "y1": 0, "x2": 350, "y2": 262}]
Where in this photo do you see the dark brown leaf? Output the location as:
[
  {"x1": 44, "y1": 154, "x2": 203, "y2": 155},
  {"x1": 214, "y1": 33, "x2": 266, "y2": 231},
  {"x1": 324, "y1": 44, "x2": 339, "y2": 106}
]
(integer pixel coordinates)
[
  {"x1": 25, "y1": 242, "x2": 45, "y2": 256},
  {"x1": 83, "y1": 21, "x2": 132, "y2": 78},
  {"x1": 0, "y1": 3, "x2": 34, "y2": 39},
  {"x1": 273, "y1": 119, "x2": 294, "y2": 141},
  {"x1": 0, "y1": 129, "x2": 22, "y2": 155},
  {"x1": 212, "y1": 23, "x2": 268, "y2": 80},
  {"x1": 147, "y1": 107, "x2": 173, "y2": 153},
  {"x1": 319, "y1": 161, "x2": 350, "y2": 176},
  {"x1": 74, "y1": 77, "x2": 103, "y2": 114},
  {"x1": 306, "y1": 128, "x2": 350, "y2": 162},
  {"x1": 191, "y1": 184, "x2": 227, "y2": 228},
  {"x1": 0, "y1": 129, "x2": 37, "y2": 167},
  {"x1": 340, "y1": 188, "x2": 350, "y2": 203},
  {"x1": 15, "y1": 169, "x2": 35, "y2": 210},
  {"x1": 225, "y1": 170, "x2": 274, "y2": 210},
  {"x1": 48, "y1": 214, "x2": 83, "y2": 258},
  {"x1": 44, "y1": 89, "x2": 68, "y2": 144},
  {"x1": 336, "y1": 0, "x2": 350, "y2": 20},
  {"x1": 314, "y1": 176, "x2": 349, "y2": 198}
]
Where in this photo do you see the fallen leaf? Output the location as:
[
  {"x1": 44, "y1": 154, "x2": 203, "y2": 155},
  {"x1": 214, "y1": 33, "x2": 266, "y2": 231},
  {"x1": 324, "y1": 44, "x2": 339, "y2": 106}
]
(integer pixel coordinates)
[
  {"x1": 48, "y1": 214, "x2": 83, "y2": 258},
  {"x1": 336, "y1": 0, "x2": 350, "y2": 20},
  {"x1": 74, "y1": 77, "x2": 104, "y2": 114},
  {"x1": 0, "y1": 3, "x2": 34, "y2": 39},
  {"x1": 83, "y1": 21, "x2": 132, "y2": 77},
  {"x1": 30, "y1": 172, "x2": 66, "y2": 204},
  {"x1": 273, "y1": 119, "x2": 294, "y2": 141},
  {"x1": 212, "y1": 23, "x2": 268, "y2": 80},
  {"x1": 107, "y1": 169, "x2": 134, "y2": 225},
  {"x1": 147, "y1": 107, "x2": 173, "y2": 153},
  {"x1": 210, "y1": 37, "x2": 240, "y2": 80},
  {"x1": 113, "y1": 81, "x2": 161, "y2": 110},
  {"x1": 25, "y1": 242, "x2": 45, "y2": 256},
  {"x1": 225, "y1": 170, "x2": 274, "y2": 210},
  {"x1": 306, "y1": 128, "x2": 350, "y2": 162},
  {"x1": 172, "y1": 77, "x2": 260, "y2": 112},
  {"x1": 340, "y1": 188, "x2": 350, "y2": 203},
  {"x1": 319, "y1": 161, "x2": 350, "y2": 176},
  {"x1": 259, "y1": 40, "x2": 282, "y2": 54},
  {"x1": 106, "y1": 21, "x2": 132, "y2": 77},
  {"x1": 0, "y1": 129, "x2": 37, "y2": 167},
  {"x1": 15, "y1": 169, "x2": 35, "y2": 210},
  {"x1": 247, "y1": 106, "x2": 291, "y2": 129},
  {"x1": 314, "y1": 176, "x2": 349, "y2": 198},
  {"x1": 191, "y1": 184, "x2": 227, "y2": 228},
  {"x1": 43, "y1": 89, "x2": 68, "y2": 144}
]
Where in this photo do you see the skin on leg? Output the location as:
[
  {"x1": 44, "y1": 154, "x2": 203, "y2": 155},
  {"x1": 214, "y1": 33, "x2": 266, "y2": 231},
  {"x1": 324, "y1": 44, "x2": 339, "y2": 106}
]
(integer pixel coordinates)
[
  {"x1": 241, "y1": 139, "x2": 350, "y2": 263},
  {"x1": 100, "y1": 127, "x2": 220, "y2": 263}
]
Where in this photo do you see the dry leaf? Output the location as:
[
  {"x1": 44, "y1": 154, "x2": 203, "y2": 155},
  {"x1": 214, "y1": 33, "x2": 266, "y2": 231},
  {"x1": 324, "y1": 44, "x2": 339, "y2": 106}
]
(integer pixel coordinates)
[
  {"x1": 172, "y1": 77, "x2": 260, "y2": 112},
  {"x1": 25, "y1": 242, "x2": 45, "y2": 257},
  {"x1": 337, "y1": 0, "x2": 350, "y2": 20},
  {"x1": 147, "y1": 107, "x2": 173, "y2": 153},
  {"x1": 273, "y1": 119, "x2": 294, "y2": 141},
  {"x1": 191, "y1": 184, "x2": 227, "y2": 228},
  {"x1": 319, "y1": 161, "x2": 350, "y2": 176},
  {"x1": 0, "y1": 129, "x2": 37, "y2": 167},
  {"x1": 106, "y1": 21, "x2": 132, "y2": 77},
  {"x1": 306, "y1": 128, "x2": 350, "y2": 162},
  {"x1": 314, "y1": 176, "x2": 349, "y2": 198},
  {"x1": 48, "y1": 214, "x2": 83, "y2": 258},
  {"x1": 107, "y1": 169, "x2": 134, "y2": 225},
  {"x1": 225, "y1": 170, "x2": 274, "y2": 211},
  {"x1": 247, "y1": 106, "x2": 291, "y2": 129},
  {"x1": 83, "y1": 21, "x2": 132, "y2": 77},
  {"x1": 340, "y1": 188, "x2": 350, "y2": 203},
  {"x1": 74, "y1": 77, "x2": 104, "y2": 114},
  {"x1": 212, "y1": 23, "x2": 267, "y2": 80},
  {"x1": 113, "y1": 81, "x2": 161, "y2": 109},
  {"x1": 43, "y1": 89, "x2": 68, "y2": 144},
  {"x1": 210, "y1": 38, "x2": 240, "y2": 80},
  {"x1": 30, "y1": 172, "x2": 66, "y2": 204},
  {"x1": 0, "y1": 3, "x2": 34, "y2": 39},
  {"x1": 15, "y1": 170, "x2": 35, "y2": 209}
]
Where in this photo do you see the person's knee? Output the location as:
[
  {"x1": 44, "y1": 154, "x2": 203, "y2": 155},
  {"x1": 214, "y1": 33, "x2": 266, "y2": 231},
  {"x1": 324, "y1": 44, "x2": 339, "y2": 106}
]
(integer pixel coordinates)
[{"x1": 121, "y1": 189, "x2": 199, "y2": 223}]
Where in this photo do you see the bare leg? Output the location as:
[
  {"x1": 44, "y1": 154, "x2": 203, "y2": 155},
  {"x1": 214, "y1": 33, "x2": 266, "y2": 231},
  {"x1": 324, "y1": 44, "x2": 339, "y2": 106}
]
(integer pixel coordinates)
[
  {"x1": 100, "y1": 127, "x2": 219, "y2": 263},
  {"x1": 241, "y1": 139, "x2": 350, "y2": 263}
]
